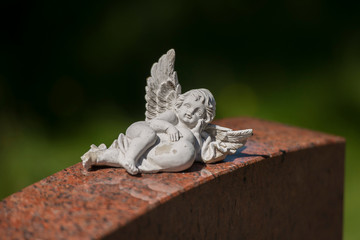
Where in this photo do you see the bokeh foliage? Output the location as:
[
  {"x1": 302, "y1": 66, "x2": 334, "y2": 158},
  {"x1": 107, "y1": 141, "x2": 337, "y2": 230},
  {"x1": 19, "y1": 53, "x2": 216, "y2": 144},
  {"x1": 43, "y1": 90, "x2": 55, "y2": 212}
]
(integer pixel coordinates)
[{"x1": 0, "y1": 0, "x2": 359, "y2": 239}]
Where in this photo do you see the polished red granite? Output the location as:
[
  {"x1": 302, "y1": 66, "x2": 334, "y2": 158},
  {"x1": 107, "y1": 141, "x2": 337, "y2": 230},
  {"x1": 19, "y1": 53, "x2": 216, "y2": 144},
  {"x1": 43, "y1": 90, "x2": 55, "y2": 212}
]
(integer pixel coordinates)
[{"x1": 0, "y1": 118, "x2": 345, "y2": 239}]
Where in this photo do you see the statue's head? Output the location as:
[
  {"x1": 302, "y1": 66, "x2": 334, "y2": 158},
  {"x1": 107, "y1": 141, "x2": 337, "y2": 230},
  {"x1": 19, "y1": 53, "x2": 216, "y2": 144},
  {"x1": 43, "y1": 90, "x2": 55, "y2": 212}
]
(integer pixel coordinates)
[{"x1": 175, "y1": 89, "x2": 216, "y2": 128}]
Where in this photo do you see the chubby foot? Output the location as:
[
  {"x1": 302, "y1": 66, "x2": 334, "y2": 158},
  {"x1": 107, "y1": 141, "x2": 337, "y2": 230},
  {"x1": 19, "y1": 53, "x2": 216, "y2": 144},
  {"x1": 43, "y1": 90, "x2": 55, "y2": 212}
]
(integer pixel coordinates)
[{"x1": 121, "y1": 158, "x2": 139, "y2": 175}]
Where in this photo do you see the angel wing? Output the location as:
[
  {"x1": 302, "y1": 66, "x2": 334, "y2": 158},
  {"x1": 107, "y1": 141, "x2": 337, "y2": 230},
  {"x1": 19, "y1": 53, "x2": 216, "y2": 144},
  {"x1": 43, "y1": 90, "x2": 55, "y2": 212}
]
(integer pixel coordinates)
[
  {"x1": 145, "y1": 49, "x2": 182, "y2": 122},
  {"x1": 200, "y1": 124, "x2": 253, "y2": 163}
]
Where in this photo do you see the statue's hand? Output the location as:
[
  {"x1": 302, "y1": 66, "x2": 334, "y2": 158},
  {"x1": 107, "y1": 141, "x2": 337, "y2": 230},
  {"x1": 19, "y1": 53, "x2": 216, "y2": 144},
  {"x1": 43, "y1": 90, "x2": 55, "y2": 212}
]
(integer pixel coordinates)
[
  {"x1": 193, "y1": 119, "x2": 206, "y2": 134},
  {"x1": 166, "y1": 126, "x2": 182, "y2": 142}
]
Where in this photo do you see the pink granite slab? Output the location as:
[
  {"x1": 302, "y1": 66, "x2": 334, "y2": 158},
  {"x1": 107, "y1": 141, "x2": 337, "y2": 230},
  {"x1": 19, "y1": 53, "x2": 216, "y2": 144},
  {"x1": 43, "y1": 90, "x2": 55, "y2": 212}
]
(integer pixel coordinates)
[{"x1": 0, "y1": 117, "x2": 345, "y2": 239}]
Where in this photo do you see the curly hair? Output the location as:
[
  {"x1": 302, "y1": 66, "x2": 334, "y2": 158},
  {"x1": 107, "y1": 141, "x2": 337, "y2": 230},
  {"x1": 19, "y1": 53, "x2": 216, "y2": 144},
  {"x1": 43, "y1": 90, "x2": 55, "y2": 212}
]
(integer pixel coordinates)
[{"x1": 175, "y1": 88, "x2": 216, "y2": 123}]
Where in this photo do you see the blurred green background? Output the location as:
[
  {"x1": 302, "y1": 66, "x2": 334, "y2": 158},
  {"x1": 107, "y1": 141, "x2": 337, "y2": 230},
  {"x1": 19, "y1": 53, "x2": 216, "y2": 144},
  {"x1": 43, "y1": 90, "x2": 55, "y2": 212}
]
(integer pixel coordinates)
[{"x1": 0, "y1": 0, "x2": 359, "y2": 238}]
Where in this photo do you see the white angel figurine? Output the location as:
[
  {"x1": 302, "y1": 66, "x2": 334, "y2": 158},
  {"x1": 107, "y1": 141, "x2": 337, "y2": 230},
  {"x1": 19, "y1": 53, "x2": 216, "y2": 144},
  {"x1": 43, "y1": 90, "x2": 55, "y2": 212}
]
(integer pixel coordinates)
[{"x1": 81, "y1": 49, "x2": 253, "y2": 175}]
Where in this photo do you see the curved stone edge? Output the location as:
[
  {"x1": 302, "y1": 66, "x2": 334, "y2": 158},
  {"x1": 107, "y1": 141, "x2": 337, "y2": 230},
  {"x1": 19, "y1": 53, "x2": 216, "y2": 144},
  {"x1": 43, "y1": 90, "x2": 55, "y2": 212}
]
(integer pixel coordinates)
[{"x1": 0, "y1": 117, "x2": 345, "y2": 239}]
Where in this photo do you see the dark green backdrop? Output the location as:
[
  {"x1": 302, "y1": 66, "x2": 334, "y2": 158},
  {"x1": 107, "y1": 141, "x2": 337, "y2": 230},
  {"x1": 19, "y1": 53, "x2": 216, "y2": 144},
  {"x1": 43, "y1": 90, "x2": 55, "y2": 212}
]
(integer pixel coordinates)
[{"x1": 0, "y1": 1, "x2": 359, "y2": 239}]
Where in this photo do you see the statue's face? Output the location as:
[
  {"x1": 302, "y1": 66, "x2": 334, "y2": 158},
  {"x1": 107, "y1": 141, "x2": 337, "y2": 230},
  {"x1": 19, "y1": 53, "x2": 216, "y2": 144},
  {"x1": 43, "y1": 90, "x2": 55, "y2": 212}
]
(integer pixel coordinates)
[{"x1": 177, "y1": 95, "x2": 206, "y2": 128}]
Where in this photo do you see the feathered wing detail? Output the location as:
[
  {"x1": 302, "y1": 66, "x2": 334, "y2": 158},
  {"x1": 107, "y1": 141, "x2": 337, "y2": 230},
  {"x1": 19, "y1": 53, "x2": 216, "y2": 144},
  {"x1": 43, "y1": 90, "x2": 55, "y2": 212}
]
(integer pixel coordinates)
[
  {"x1": 200, "y1": 124, "x2": 253, "y2": 163},
  {"x1": 145, "y1": 49, "x2": 182, "y2": 121}
]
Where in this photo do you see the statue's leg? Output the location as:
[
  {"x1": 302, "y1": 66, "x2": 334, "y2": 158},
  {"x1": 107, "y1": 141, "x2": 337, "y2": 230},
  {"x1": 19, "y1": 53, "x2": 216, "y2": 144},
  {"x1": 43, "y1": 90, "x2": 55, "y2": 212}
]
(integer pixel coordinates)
[
  {"x1": 123, "y1": 122, "x2": 157, "y2": 175},
  {"x1": 95, "y1": 148, "x2": 123, "y2": 167},
  {"x1": 82, "y1": 148, "x2": 123, "y2": 170}
]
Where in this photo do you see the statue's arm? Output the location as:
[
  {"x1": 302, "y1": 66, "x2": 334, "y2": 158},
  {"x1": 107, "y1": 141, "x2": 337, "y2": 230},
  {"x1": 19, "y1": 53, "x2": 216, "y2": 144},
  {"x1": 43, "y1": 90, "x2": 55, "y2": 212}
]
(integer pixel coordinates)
[
  {"x1": 191, "y1": 120, "x2": 209, "y2": 161},
  {"x1": 149, "y1": 111, "x2": 177, "y2": 132},
  {"x1": 149, "y1": 111, "x2": 181, "y2": 142},
  {"x1": 195, "y1": 132, "x2": 212, "y2": 161}
]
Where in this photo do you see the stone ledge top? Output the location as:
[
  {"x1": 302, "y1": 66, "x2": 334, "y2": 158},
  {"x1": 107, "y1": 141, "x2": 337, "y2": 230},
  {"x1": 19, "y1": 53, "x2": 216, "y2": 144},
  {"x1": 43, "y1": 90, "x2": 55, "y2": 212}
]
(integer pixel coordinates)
[{"x1": 0, "y1": 117, "x2": 345, "y2": 239}]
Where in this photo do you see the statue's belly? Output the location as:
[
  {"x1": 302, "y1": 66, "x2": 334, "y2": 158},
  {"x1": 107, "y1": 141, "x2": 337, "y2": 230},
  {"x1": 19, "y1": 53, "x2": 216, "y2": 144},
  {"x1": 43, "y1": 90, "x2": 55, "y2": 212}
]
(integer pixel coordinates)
[{"x1": 143, "y1": 131, "x2": 196, "y2": 172}]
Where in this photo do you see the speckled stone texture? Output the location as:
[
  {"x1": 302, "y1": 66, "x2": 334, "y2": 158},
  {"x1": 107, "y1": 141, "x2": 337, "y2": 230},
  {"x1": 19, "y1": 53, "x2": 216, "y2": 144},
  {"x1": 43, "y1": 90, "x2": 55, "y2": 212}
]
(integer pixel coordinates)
[{"x1": 0, "y1": 118, "x2": 345, "y2": 240}]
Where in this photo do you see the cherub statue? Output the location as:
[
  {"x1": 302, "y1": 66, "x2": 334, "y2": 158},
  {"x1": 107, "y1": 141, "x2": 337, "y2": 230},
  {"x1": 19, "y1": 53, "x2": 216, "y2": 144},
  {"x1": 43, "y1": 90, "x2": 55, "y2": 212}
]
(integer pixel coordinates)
[{"x1": 81, "y1": 49, "x2": 253, "y2": 175}]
